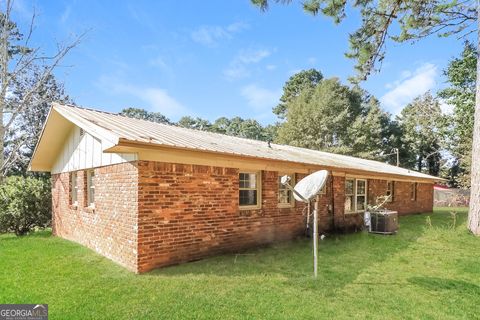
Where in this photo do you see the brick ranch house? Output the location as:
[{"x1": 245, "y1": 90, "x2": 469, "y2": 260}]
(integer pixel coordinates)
[{"x1": 30, "y1": 103, "x2": 441, "y2": 273}]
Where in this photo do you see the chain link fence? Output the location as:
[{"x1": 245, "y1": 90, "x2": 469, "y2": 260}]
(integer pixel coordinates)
[{"x1": 434, "y1": 188, "x2": 470, "y2": 207}]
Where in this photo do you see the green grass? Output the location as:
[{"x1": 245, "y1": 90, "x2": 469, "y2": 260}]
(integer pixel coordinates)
[{"x1": 1, "y1": 208, "x2": 479, "y2": 319}]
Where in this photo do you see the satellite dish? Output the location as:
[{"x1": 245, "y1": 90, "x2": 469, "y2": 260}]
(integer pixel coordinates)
[
  {"x1": 280, "y1": 170, "x2": 329, "y2": 279},
  {"x1": 293, "y1": 170, "x2": 329, "y2": 202}
]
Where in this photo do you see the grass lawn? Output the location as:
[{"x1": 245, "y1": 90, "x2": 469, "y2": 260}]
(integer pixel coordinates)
[{"x1": 1, "y1": 207, "x2": 479, "y2": 319}]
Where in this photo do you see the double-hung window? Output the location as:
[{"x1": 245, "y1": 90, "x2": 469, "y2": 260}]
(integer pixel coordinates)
[
  {"x1": 278, "y1": 173, "x2": 295, "y2": 207},
  {"x1": 386, "y1": 181, "x2": 394, "y2": 202},
  {"x1": 239, "y1": 172, "x2": 261, "y2": 209},
  {"x1": 345, "y1": 179, "x2": 355, "y2": 213},
  {"x1": 345, "y1": 178, "x2": 367, "y2": 213},
  {"x1": 70, "y1": 172, "x2": 78, "y2": 206},
  {"x1": 86, "y1": 170, "x2": 95, "y2": 208}
]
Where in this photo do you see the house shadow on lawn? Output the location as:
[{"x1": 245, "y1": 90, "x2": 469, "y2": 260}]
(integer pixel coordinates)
[
  {"x1": 408, "y1": 276, "x2": 480, "y2": 294},
  {"x1": 150, "y1": 209, "x2": 468, "y2": 293},
  {"x1": 150, "y1": 211, "x2": 465, "y2": 290}
]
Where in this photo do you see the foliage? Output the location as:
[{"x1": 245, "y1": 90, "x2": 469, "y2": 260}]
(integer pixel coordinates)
[
  {"x1": 120, "y1": 107, "x2": 171, "y2": 124},
  {"x1": 276, "y1": 77, "x2": 397, "y2": 161},
  {"x1": 177, "y1": 115, "x2": 275, "y2": 141},
  {"x1": 0, "y1": 208, "x2": 478, "y2": 319},
  {"x1": 276, "y1": 78, "x2": 362, "y2": 152},
  {"x1": 439, "y1": 41, "x2": 476, "y2": 187},
  {"x1": 0, "y1": 176, "x2": 51, "y2": 236},
  {"x1": 5, "y1": 68, "x2": 71, "y2": 176},
  {"x1": 211, "y1": 117, "x2": 273, "y2": 141},
  {"x1": 396, "y1": 92, "x2": 446, "y2": 176},
  {"x1": 349, "y1": 96, "x2": 396, "y2": 161},
  {"x1": 120, "y1": 108, "x2": 277, "y2": 142},
  {"x1": 274, "y1": 68, "x2": 323, "y2": 119},
  {"x1": 177, "y1": 116, "x2": 212, "y2": 130}
]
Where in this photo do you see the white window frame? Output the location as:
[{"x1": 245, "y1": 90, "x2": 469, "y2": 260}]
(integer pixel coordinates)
[
  {"x1": 345, "y1": 178, "x2": 368, "y2": 214},
  {"x1": 278, "y1": 173, "x2": 295, "y2": 208},
  {"x1": 86, "y1": 170, "x2": 95, "y2": 208},
  {"x1": 386, "y1": 181, "x2": 394, "y2": 203},
  {"x1": 239, "y1": 171, "x2": 261, "y2": 210},
  {"x1": 70, "y1": 172, "x2": 78, "y2": 206}
]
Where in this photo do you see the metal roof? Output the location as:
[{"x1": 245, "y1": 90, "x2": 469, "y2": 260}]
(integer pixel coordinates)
[{"x1": 51, "y1": 103, "x2": 441, "y2": 181}]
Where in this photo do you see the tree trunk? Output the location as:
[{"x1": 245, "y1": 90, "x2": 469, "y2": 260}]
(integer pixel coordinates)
[
  {"x1": 468, "y1": 6, "x2": 480, "y2": 235},
  {"x1": 417, "y1": 155, "x2": 423, "y2": 172},
  {"x1": 0, "y1": 121, "x2": 4, "y2": 182},
  {"x1": 0, "y1": 1, "x2": 9, "y2": 182}
]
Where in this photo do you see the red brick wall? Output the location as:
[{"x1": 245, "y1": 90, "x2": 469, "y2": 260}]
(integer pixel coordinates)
[
  {"x1": 136, "y1": 161, "x2": 307, "y2": 272},
  {"x1": 368, "y1": 179, "x2": 434, "y2": 215},
  {"x1": 51, "y1": 162, "x2": 139, "y2": 272},
  {"x1": 310, "y1": 176, "x2": 434, "y2": 233},
  {"x1": 310, "y1": 176, "x2": 365, "y2": 233}
]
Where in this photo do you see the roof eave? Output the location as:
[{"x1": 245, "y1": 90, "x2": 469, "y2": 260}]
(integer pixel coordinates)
[
  {"x1": 109, "y1": 138, "x2": 443, "y2": 183},
  {"x1": 29, "y1": 103, "x2": 121, "y2": 172}
]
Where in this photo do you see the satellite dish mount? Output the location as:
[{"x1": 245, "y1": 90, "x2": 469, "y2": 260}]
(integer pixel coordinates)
[{"x1": 281, "y1": 170, "x2": 329, "y2": 278}]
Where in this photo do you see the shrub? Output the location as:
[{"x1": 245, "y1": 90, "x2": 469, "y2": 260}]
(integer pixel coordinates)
[{"x1": 0, "y1": 176, "x2": 51, "y2": 236}]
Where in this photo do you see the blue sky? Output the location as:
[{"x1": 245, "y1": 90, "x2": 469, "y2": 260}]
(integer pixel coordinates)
[{"x1": 12, "y1": 0, "x2": 470, "y2": 124}]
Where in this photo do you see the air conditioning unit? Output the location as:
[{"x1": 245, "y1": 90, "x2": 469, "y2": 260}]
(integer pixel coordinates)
[{"x1": 369, "y1": 210, "x2": 398, "y2": 234}]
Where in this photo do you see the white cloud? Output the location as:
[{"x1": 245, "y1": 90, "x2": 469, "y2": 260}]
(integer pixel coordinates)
[
  {"x1": 241, "y1": 84, "x2": 281, "y2": 111},
  {"x1": 223, "y1": 64, "x2": 250, "y2": 80},
  {"x1": 307, "y1": 57, "x2": 317, "y2": 65},
  {"x1": 380, "y1": 63, "x2": 438, "y2": 114},
  {"x1": 226, "y1": 21, "x2": 249, "y2": 33},
  {"x1": 149, "y1": 56, "x2": 168, "y2": 69},
  {"x1": 236, "y1": 49, "x2": 270, "y2": 64},
  {"x1": 191, "y1": 22, "x2": 249, "y2": 47},
  {"x1": 60, "y1": 5, "x2": 72, "y2": 24},
  {"x1": 148, "y1": 56, "x2": 173, "y2": 75},
  {"x1": 223, "y1": 48, "x2": 272, "y2": 80},
  {"x1": 97, "y1": 76, "x2": 188, "y2": 118},
  {"x1": 266, "y1": 64, "x2": 277, "y2": 71},
  {"x1": 141, "y1": 88, "x2": 187, "y2": 115}
]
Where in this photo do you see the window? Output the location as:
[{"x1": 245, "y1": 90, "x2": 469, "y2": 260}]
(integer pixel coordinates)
[
  {"x1": 410, "y1": 182, "x2": 417, "y2": 201},
  {"x1": 278, "y1": 174, "x2": 295, "y2": 207},
  {"x1": 386, "y1": 181, "x2": 394, "y2": 202},
  {"x1": 239, "y1": 172, "x2": 261, "y2": 209},
  {"x1": 345, "y1": 178, "x2": 367, "y2": 213},
  {"x1": 356, "y1": 179, "x2": 367, "y2": 211},
  {"x1": 345, "y1": 179, "x2": 355, "y2": 213},
  {"x1": 86, "y1": 170, "x2": 95, "y2": 207},
  {"x1": 70, "y1": 172, "x2": 78, "y2": 205}
]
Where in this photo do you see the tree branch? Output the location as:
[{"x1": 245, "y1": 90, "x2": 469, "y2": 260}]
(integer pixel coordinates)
[{"x1": 4, "y1": 31, "x2": 86, "y2": 131}]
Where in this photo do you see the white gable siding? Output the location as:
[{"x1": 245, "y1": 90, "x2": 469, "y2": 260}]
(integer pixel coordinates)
[{"x1": 52, "y1": 126, "x2": 137, "y2": 174}]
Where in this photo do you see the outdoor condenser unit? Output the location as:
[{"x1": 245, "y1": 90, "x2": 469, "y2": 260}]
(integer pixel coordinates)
[{"x1": 369, "y1": 210, "x2": 398, "y2": 235}]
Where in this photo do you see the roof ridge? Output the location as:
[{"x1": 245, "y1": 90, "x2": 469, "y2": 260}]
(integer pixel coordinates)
[{"x1": 55, "y1": 102, "x2": 277, "y2": 146}]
